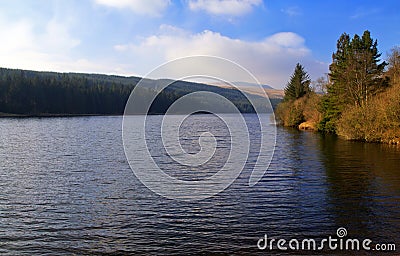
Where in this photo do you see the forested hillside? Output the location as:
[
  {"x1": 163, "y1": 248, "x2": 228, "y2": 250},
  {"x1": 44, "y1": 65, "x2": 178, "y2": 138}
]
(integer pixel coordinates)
[{"x1": 0, "y1": 68, "x2": 279, "y2": 116}]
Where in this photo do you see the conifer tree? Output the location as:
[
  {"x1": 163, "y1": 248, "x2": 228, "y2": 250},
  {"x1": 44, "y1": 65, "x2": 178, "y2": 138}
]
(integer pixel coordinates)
[
  {"x1": 329, "y1": 30, "x2": 386, "y2": 107},
  {"x1": 319, "y1": 30, "x2": 387, "y2": 132},
  {"x1": 283, "y1": 63, "x2": 311, "y2": 101}
]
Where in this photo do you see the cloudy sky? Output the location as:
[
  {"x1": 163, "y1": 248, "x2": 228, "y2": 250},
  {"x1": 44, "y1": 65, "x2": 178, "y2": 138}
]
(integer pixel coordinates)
[{"x1": 0, "y1": 0, "x2": 399, "y2": 88}]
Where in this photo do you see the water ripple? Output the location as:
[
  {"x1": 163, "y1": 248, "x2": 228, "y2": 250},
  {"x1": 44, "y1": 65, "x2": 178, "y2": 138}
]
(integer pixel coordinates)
[{"x1": 0, "y1": 116, "x2": 399, "y2": 255}]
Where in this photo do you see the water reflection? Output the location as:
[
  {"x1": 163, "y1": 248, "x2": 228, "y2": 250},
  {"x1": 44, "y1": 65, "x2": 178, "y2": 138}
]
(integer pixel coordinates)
[{"x1": 317, "y1": 134, "x2": 400, "y2": 244}]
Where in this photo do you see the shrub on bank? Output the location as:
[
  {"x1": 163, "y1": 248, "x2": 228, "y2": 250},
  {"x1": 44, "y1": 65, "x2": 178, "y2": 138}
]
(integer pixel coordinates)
[
  {"x1": 275, "y1": 99, "x2": 304, "y2": 127},
  {"x1": 336, "y1": 81, "x2": 400, "y2": 143},
  {"x1": 303, "y1": 93, "x2": 323, "y2": 126},
  {"x1": 275, "y1": 92, "x2": 322, "y2": 129}
]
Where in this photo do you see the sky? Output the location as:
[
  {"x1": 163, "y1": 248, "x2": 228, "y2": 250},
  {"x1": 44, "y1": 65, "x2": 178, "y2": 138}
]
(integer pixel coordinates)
[{"x1": 0, "y1": 0, "x2": 399, "y2": 89}]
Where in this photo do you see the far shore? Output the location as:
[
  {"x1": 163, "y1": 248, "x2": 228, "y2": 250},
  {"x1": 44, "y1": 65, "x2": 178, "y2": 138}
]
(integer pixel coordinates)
[
  {"x1": 0, "y1": 112, "x2": 121, "y2": 118},
  {"x1": 0, "y1": 112, "x2": 270, "y2": 118}
]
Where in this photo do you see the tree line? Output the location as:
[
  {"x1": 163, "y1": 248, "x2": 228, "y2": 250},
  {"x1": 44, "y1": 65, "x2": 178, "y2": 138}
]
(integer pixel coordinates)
[
  {"x1": 276, "y1": 30, "x2": 400, "y2": 144},
  {"x1": 0, "y1": 69, "x2": 134, "y2": 115}
]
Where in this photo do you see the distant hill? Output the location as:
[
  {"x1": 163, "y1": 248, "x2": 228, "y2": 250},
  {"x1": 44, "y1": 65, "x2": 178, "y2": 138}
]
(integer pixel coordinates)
[
  {"x1": 0, "y1": 68, "x2": 280, "y2": 116},
  {"x1": 207, "y1": 81, "x2": 284, "y2": 100},
  {"x1": 231, "y1": 81, "x2": 274, "y2": 90}
]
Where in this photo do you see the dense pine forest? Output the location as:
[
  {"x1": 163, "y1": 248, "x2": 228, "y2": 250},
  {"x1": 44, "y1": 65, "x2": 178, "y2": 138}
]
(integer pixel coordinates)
[{"x1": 0, "y1": 68, "x2": 277, "y2": 116}]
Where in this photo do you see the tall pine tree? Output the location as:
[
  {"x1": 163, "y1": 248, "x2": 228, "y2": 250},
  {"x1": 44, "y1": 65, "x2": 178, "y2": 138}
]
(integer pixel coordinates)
[
  {"x1": 319, "y1": 30, "x2": 387, "y2": 132},
  {"x1": 329, "y1": 30, "x2": 386, "y2": 107},
  {"x1": 283, "y1": 63, "x2": 311, "y2": 102}
]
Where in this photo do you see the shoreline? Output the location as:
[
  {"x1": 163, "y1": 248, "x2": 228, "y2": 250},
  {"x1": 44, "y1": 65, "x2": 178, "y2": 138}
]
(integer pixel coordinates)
[
  {"x1": 0, "y1": 111, "x2": 271, "y2": 118},
  {"x1": 2, "y1": 112, "x2": 398, "y2": 146},
  {"x1": 294, "y1": 121, "x2": 400, "y2": 146},
  {"x1": 0, "y1": 113, "x2": 122, "y2": 118}
]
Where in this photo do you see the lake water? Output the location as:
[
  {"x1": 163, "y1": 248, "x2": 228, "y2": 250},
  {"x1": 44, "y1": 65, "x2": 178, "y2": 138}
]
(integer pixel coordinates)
[{"x1": 0, "y1": 115, "x2": 399, "y2": 255}]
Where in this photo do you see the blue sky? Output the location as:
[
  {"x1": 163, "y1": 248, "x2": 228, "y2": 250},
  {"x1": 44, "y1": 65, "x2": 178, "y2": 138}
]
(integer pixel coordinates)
[{"x1": 0, "y1": 0, "x2": 399, "y2": 89}]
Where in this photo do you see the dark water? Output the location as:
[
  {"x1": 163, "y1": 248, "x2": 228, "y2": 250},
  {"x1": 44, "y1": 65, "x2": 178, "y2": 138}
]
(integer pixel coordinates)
[{"x1": 0, "y1": 115, "x2": 399, "y2": 255}]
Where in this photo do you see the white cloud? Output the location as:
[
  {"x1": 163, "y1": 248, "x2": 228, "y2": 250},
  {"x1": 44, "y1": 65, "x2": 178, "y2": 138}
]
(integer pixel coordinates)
[
  {"x1": 1, "y1": 19, "x2": 34, "y2": 52},
  {"x1": 114, "y1": 25, "x2": 327, "y2": 88},
  {"x1": 188, "y1": 0, "x2": 262, "y2": 16},
  {"x1": 265, "y1": 32, "x2": 305, "y2": 48},
  {"x1": 0, "y1": 15, "x2": 125, "y2": 75},
  {"x1": 94, "y1": 0, "x2": 171, "y2": 16},
  {"x1": 40, "y1": 19, "x2": 81, "y2": 52}
]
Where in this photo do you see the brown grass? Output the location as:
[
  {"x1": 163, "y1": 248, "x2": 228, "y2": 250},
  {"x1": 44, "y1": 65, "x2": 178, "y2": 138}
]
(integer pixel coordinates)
[{"x1": 337, "y1": 81, "x2": 400, "y2": 143}]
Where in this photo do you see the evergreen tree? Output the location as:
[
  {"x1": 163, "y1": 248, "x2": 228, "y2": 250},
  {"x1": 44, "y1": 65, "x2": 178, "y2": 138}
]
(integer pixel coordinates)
[
  {"x1": 329, "y1": 30, "x2": 387, "y2": 107},
  {"x1": 319, "y1": 30, "x2": 387, "y2": 132},
  {"x1": 283, "y1": 63, "x2": 311, "y2": 101}
]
